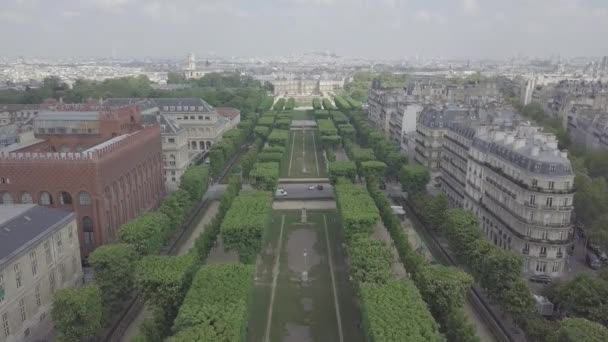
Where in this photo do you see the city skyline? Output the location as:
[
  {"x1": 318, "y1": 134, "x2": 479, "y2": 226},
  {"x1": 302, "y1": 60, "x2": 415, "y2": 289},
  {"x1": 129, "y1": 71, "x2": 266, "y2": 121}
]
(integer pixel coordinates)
[{"x1": 1, "y1": 0, "x2": 608, "y2": 59}]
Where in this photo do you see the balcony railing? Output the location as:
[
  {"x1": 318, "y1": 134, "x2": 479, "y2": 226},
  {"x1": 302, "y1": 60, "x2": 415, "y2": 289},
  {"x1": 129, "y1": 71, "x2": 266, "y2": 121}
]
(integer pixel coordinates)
[
  {"x1": 484, "y1": 162, "x2": 575, "y2": 195},
  {"x1": 539, "y1": 252, "x2": 547, "y2": 258}
]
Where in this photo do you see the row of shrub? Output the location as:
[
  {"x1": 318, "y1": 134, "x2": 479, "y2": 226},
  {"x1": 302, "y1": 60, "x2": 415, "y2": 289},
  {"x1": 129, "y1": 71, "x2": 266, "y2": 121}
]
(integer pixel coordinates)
[
  {"x1": 333, "y1": 181, "x2": 445, "y2": 341},
  {"x1": 221, "y1": 190, "x2": 273, "y2": 263},
  {"x1": 273, "y1": 98, "x2": 286, "y2": 111},
  {"x1": 284, "y1": 97, "x2": 295, "y2": 110},
  {"x1": 53, "y1": 165, "x2": 214, "y2": 341},
  {"x1": 334, "y1": 95, "x2": 351, "y2": 111},
  {"x1": 322, "y1": 98, "x2": 335, "y2": 110}
]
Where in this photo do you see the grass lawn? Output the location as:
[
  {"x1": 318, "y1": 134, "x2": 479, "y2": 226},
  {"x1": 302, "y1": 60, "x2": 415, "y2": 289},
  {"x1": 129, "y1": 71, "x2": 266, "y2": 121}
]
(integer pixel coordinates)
[
  {"x1": 247, "y1": 210, "x2": 363, "y2": 342},
  {"x1": 280, "y1": 130, "x2": 327, "y2": 178}
]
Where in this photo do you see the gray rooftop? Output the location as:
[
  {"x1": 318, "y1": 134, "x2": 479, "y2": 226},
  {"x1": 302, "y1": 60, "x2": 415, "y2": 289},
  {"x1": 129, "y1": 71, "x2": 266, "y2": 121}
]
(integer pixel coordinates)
[
  {"x1": 35, "y1": 111, "x2": 100, "y2": 121},
  {"x1": 103, "y1": 98, "x2": 159, "y2": 113},
  {"x1": 141, "y1": 114, "x2": 183, "y2": 134},
  {"x1": 0, "y1": 205, "x2": 74, "y2": 264},
  {"x1": 419, "y1": 107, "x2": 478, "y2": 129},
  {"x1": 152, "y1": 98, "x2": 214, "y2": 113}
]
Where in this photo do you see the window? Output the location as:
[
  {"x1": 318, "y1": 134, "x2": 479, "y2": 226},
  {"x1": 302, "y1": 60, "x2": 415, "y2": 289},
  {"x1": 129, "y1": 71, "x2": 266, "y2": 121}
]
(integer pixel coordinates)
[
  {"x1": 198, "y1": 115, "x2": 203, "y2": 120},
  {"x1": 30, "y1": 251, "x2": 37, "y2": 276},
  {"x1": 562, "y1": 198, "x2": 569, "y2": 207},
  {"x1": 546, "y1": 197, "x2": 553, "y2": 207},
  {"x1": 0, "y1": 273, "x2": 4, "y2": 303},
  {"x1": 59, "y1": 192, "x2": 72, "y2": 205},
  {"x1": 530, "y1": 195, "x2": 536, "y2": 205},
  {"x1": 552, "y1": 262, "x2": 560, "y2": 272},
  {"x1": 83, "y1": 217, "x2": 95, "y2": 246},
  {"x1": 548, "y1": 181, "x2": 554, "y2": 190},
  {"x1": 536, "y1": 261, "x2": 547, "y2": 273},
  {"x1": 550, "y1": 165, "x2": 556, "y2": 172},
  {"x1": 68, "y1": 226, "x2": 73, "y2": 243},
  {"x1": 35, "y1": 285, "x2": 41, "y2": 307},
  {"x1": 540, "y1": 246, "x2": 547, "y2": 256},
  {"x1": 49, "y1": 272, "x2": 56, "y2": 293},
  {"x1": 39, "y1": 191, "x2": 52, "y2": 205},
  {"x1": 19, "y1": 298, "x2": 26, "y2": 321},
  {"x1": 529, "y1": 212, "x2": 534, "y2": 221},
  {"x1": 14, "y1": 263, "x2": 22, "y2": 288},
  {"x1": 59, "y1": 263, "x2": 66, "y2": 283},
  {"x1": 205, "y1": 116, "x2": 210, "y2": 120},
  {"x1": 0, "y1": 192, "x2": 13, "y2": 205},
  {"x1": 79, "y1": 192, "x2": 91, "y2": 206},
  {"x1": 564, "y1": 181, "x2": 570, "y2": 189},
  {"x1": 72, "y1": 256, "x2": 78, "y2": 274},
  {"x1": 56, "y1": 232, "x2": 63, "y2": 255},
  {"x1": 44, "y1": 241, "x2": 52, "y2": 265},
  {"x1": 2, "y1": 312, "x2": 8, "y2": 337},
  {"x1": 532, "y1": 179, "x2": 538, "y2": 187},
  {"x1": 21, "y1": 192, "x2": 33, "y2": 204},
  {"x1": 168, "y1": 138, "x2": 175, "y2": 143}
]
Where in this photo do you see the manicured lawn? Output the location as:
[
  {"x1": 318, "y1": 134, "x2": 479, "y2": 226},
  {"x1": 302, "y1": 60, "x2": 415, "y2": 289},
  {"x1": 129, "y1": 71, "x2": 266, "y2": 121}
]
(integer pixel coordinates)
[
  {"x1": 247, "y1": 210, "x2": 364, "y2": 342},
  {"x1": 280, "y1": 130, "x2": 327, "y2": 178}
]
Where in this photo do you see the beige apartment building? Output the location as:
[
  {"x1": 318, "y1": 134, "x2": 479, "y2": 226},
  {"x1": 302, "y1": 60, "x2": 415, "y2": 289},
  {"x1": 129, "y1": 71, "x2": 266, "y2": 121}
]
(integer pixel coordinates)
[
  {"x1": 0, "y1": 205, "x2": 82, "y2": 342},
  {"x1": 440, "y1": 123, "x2": 575, "y2": 277}
]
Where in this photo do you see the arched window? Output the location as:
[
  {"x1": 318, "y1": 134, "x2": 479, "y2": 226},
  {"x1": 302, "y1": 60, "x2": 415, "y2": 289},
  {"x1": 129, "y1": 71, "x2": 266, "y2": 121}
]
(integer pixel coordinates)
[
  {"x1": 206, "y1": 141, "x2": 212, "y2": 150},
  {"x1": 21, "y1": 192, "x2": 33, "y2": 204},
  {"x1": 79, "y1": 192, "x2": 92, "y2": 206},
  {"x1": 59, "y1": 192, "x2": 73, "y2": 205},
  {"x1": 40, "y1": 192, "x2": 53, "y2": 205},
  {"x1": 1, "y1": 192, "x2": 13, "y2": 204},
  {"x1": 82, "y1": 217, "x2": 94, "y2": 246}
]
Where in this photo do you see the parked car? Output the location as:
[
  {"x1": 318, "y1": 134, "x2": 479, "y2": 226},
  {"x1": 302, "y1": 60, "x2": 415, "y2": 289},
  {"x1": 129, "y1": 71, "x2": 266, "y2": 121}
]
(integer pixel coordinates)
[
  {"x1": 586, "y1": 253, "x2": 602, "y2": 270},
  {"x1": 529, "y1": 274, "x2": 552, "y2": 285},
  {"x1": 308, "y1": 185, "x2": 315, "y2": 190},
  {"x1": 317, "y1": 184, "x2": 324, "y2": 190},
  {"x1": 275, "y1": 188, "x2": 288, "y2": 197}
]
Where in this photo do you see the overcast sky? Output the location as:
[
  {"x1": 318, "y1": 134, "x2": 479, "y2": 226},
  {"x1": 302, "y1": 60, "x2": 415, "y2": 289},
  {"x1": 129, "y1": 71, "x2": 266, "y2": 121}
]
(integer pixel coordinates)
[{"x1": 1, "y1": 0, "x2": 607, "y2": 59}]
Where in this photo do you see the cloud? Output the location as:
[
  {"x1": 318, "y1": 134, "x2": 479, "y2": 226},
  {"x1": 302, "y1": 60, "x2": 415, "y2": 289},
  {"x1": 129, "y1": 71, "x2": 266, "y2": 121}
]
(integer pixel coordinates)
[{"x1": 461, "y1": 0, "x2": 480, "y2": 16}]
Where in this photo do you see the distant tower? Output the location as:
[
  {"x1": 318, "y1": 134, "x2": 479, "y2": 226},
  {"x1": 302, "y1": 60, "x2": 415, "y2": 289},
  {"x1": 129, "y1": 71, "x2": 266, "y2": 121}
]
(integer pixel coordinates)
[{"x1": 187, "y1": 52, "x2": 196, "y2": 71}]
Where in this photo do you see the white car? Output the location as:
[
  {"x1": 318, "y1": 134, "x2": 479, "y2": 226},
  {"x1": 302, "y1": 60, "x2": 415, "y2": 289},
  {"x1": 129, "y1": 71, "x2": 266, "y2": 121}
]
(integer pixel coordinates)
[
  {"x1": 308, "y1": 185, "x2": 315, "y2": 190},
  {"x1": 275, "y1": 189, "x2": 288, "y2": 196}
]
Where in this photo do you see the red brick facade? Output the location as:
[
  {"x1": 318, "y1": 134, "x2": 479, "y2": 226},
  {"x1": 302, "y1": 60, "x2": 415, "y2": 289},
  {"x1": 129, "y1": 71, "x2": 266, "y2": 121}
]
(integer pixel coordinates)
[{"x1": 0, "y1": 126, "x2": 165, "y2": 257}]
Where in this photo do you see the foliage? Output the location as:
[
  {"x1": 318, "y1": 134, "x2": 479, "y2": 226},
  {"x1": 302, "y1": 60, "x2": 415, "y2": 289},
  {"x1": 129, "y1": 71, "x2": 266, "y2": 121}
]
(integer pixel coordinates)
[
  {"x1": 320, "y1": 135, "x2": 341, "y2": 150},
  {"x1": 160, "y1": 189, "x2": 194, "y2": 230},
  {"x1": 284, "y1": 97, "x2": 296, "y2": 110},
  {"x1": 411, "y1": 194, "x2": 449, "y2": 230},
  {"x1": 360, "y1": 281, "x2": 444, "y2": 342},
  {"x1": 343, "y1": 71, "x2": 408, "y2": 102},
  {"x1": 348, "y1": 236, "x2": 393, "y2": 285},
  {"x1": 273, "y1": 98, "x2": 285, "y2": 111},
  {"x1": 414, "y1": 265, "x2": 473, "y2": 323},
  {"x1": 444, "y1": 309, "x2": 480, "y2": 342},
  {"x1": 194, "y1": 177, "x2": 241, "y2": 263},
  {"x1": 330, "y1": 111, "x2": 349, "y2": 125},
  {"x1": 257, "y1": 97, "x2": 274, "y2": 112},
  {"x1": 345, "y1": 96, "x2": 363, "y2": 110},
  {"x1": 314, "y1": 109, "x2": 331, "y2": 119},
  {"x1": 400, "y1": 165, "x2": 430, "y2": 195},
  {"x1": 257, "y1": 116, "x2": 275, "y2": 127},
  {"x1": 221, "y1": 191, "x2": 273, "y2": 263},
  {"x1": 135, "y1": 254, "x2": 198, "y2": 339},
  {"x1": 179, "y1": 166, "x2": 210, "y2": 201},
  {"x1": 89, "y1": 244, "x2": 138, "y2": 319},
  {"x1": 334, "y1": 96, "x2": 352, "y2": 110},
  {"x1": 241, "y1": 146, "x2": 259, "y2": 178},
  {"x1": 312, "y1": 97, "x2": 322, "y2": 110},
  {"x1": 334, "y1": 183, "x2": 380, "y2": 237},
  {"x1": 171, "y1": 264, "x2": 254, "y2": 341},
  {"x1": 322, "y1": 98, "x2": 335, "y2": 110},
  {"x1": 254, "y1": 125, "x2": 271, "y2": 140},
  {"x1": 274, "y1": 118, "x2": 291, "y2": 129},
  {"x1": 267, "y1": 129, "x2": 289, "y2": 146},
  {"x1": 338, "y1": 124, "x2": 356, "y2": 141},
  {"x1": 263, "y1": 145, "x2": 285, "y2": 154},
  {"x1": 119, "y1": 212, "x2": 171, "y2": 256},
  {"x1": 317, "y1": 119, "x2": 338, "y2": 136},
  {"x1": 257, "y1": 152, "x2": 283, "y2": 164},
  {"x1": 52, "y1": 286, "x2": 103, "y2": 342},
  {"x1": 360, "y1": 161, "x2": 387, "y2": 181},
  {"x1": 249, "y1": 162, "x2": 279, "y2": 191},
  {"x1": 556, "y1": 318, "x2": 608, "y2": 342},
  {"x1": 549, "y1": 273, "x2": 608, "y2": 327},
  {"x1": 329, "y1": 161, "x2": 357, "y2": 184}
]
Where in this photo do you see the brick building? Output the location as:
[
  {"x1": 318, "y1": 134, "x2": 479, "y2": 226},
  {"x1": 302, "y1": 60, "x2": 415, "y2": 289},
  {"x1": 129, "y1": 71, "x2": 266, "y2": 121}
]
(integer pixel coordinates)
[{"x1": 0, "y1": 104, "x2": 164, "y2": 258}]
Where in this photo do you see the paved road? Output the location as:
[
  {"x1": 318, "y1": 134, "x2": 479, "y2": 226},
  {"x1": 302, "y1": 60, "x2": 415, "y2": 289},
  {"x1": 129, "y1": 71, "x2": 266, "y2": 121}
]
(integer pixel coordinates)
[{"x1": 275, "y1": 183, "x2": 333, "y2": 200}]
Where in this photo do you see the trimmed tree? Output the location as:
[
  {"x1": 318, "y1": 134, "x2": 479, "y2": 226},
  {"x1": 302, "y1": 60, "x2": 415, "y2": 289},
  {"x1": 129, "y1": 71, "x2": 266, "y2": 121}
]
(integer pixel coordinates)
[
  {"x1": 556, "y1": 318, "x2": 608, "y2": 342},
  {"x1": 334, "y1": 182, "x2": 380, "y2": 237},
  {"x1": 267, "y1": 129, "x2": 289, "y2": 146},
  {"x1": 179, "y1": 166, "x2": 209, "y2": 201},
  {"x1": 400, "y1": 164, "x2": 430, "y2": 195},
  {"x1": 52, "y1": 286, "x2": 103, "y2": 342},
  {"x1": 329, "y1": 161, "x2": 357, "y2": 184},
  {"x1": 89, "y1": 244, "x2": 138, "y2": 319},
  {"x1": 249, "y1": 162, "x2": 279, "y2": 191},
  {"x1": 119, "y1": 212, "x2": 171, "y2": 256}
]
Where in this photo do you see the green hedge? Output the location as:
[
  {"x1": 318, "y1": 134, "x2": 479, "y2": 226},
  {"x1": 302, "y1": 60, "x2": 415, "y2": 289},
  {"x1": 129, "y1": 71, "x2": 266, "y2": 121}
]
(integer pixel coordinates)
[
  {"x1": 314, "y1": 110, "x2": 331, "y2": 119},
  {"x1": 317, "y1": 119, "x2": 338, "y2": 136},
  {"x1": 263, "y1": 145, "x2": 286, "y2": 154},
  {"x1": 335, "y1": 183, "x2": 380, "y2": 237},
  {"x1": 349, "y1": 236, "x2": 393, "y2": 285},
  {"x1": 171, "y1": 264, "x2": 254, "y2": 341},
  {"x1": 360, "y1": 281, "x2": 444, "y2": 342},
  {"x1": 268, "y1": 129, "x2": 289, "y2": 146},
  {"x1": 257, "y1": 152, "x2": 283, "y2": 164},
  {"x1": 284, "y1": 97, "x2": 296, "y2": 110},
  {"x1": 273, "y1": 98, "x2": 285, "y2": 111},
  {"x1": 257, "y1": 117, "x2": 275, "y2": 127},
  {"x1": 330, "y1": 111, "x2": 349, "y2": 125},
  {"x1": 312, "y1": 97, "x2": 322, "y2": 110},
  {"x1": 329, "y1": 161, "x2": 357, "y2": 184},
  {"x1": 334, "y1": 96, "x2": 351, "y2": 111},
  {"x1": 179, "y1": 166, "x2": 210, "y2": 201},
  {"x1": 250, "y1": 162, "x2": 279, "y2": 191},
  {"x1": 119, "y1": 212, "x2": 171, "y2": 256},
  {"x1": 322, "y1": 98, "x2": 335, "y2": 110},
  {"x1": 221, "y1": 191, "x2": 273, "y2": 263}
]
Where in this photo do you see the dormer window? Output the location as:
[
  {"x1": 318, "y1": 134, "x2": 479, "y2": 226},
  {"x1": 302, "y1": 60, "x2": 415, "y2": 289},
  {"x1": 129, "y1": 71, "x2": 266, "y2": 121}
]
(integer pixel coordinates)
[
  {"x1": 170, "y1": 106, "x2": 175, "y2": 111},
  {"x1": 190, "y1": 106, "x2": 195, "y2": 111},
  {"x1": 549, "y1": 165, "x2": 556, "y2": 173},
  {"x1": 177, "y1": 106, "x2": 182, "y2": 111},
  {"x1": 198, "y1": 106, "x2": 204, "y2": 111},
  {"x1": 163, "y1": 106, "x2": 169, "y2": 111}
]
